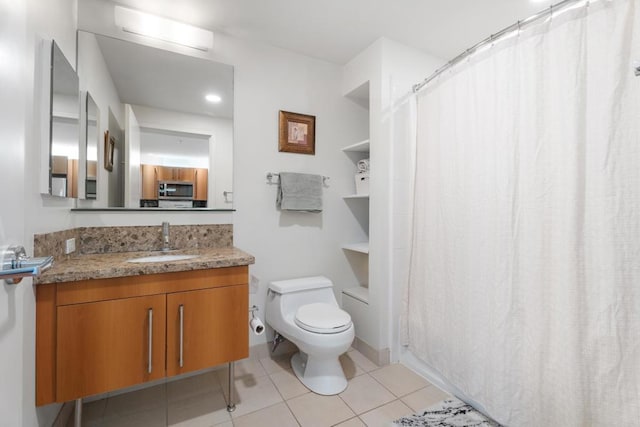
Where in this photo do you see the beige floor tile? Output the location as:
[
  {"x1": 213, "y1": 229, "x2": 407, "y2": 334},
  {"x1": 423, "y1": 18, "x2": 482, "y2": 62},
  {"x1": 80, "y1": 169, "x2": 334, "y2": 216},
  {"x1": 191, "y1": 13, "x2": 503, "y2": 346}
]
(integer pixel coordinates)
[
  {"x1": 222, "y1": 373, "x2": 283, "y2": 418},
  {"x1": 270, "y1": 368, "x2": 310, "y2": 400},
  {"x1": 400, "y1": 385, "x2": 451, "y2": 412},
  {"x1": 215, "y1": 422, "x2": 233, "y2": 427},
  {"x1": 334, "y1": 417, "x2": 366, "y2": 426},
  {"x1": 346, "y1": 349, "x2": 379, "y2": 372},
  {"x1": 216, "y1": 358, "x2": 268, "y2": 386},
  {"x1": 81, "y1": 398, "x2": 107, "y2": 426},
  {"x1": 101, "y1": 408, "x2": 167, "y2": 427},
  {"x1": 167, "y1": 388, "x2": 231, "y2": 426},
  {"x1": 260, "y1": 354, "x2": 293, "y2": 374},
  {"x1": 287, "y1": 393, "x2": 355, "y2": 427},
  {"x1": 369, "y1": 364, "x2": 428, "y2": 397},
  {"x1": 168, "y1": 370, "x2": 222, "y2": 403},
  {"x1": 233, "y1": 402, "x2": 299, "y2": 427},
  {"x1": 359, "y1": 400, "x2": 413, "y2": 427},
  {"x1": 103, "y1": 383, "x2": 166, "y2": 417},
  {"x1": 339, "y1": 374, "x2": 395, "y2": 415},
  {"x1": 339, "y1": 352, "x2": 367, "y2": 379}
]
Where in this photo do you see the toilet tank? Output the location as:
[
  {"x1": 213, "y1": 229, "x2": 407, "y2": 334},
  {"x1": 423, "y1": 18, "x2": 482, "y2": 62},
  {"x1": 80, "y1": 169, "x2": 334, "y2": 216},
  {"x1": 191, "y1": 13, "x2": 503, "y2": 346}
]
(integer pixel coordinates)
[
  {"x1": 268, "y1": 276, "x2": 338, "y2": 315},
  {"x1": 269, "y1": 276, "x2": 333, "y2": 294}
]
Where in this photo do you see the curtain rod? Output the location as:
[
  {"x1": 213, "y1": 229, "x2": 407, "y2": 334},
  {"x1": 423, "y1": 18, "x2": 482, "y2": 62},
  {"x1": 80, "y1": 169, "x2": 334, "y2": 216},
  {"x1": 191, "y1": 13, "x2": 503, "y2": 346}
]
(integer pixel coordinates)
[{"x1": 412, "y1": 0, "x2": 583, "y2": 93}]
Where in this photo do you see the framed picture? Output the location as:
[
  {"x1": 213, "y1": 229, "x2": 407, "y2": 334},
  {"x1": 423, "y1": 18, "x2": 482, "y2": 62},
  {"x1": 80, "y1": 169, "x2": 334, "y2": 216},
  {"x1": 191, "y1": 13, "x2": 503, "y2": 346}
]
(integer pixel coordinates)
[
  {"x1": 279, "y1": 110, "x2": 316, "y2": 155},
  {"x1": 104, "y1": 130, "x2": 115, "y2": 172}
]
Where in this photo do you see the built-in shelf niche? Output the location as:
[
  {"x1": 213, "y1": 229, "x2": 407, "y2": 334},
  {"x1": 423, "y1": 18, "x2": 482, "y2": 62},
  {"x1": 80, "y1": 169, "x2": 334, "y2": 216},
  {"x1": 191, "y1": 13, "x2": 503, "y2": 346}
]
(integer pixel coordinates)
[
  {"x1": 342, "y1": 242, "x2": 369, "y2": 254},
  {"x1": 342, "y1": 139, "x2": 370, "y2": 153}
]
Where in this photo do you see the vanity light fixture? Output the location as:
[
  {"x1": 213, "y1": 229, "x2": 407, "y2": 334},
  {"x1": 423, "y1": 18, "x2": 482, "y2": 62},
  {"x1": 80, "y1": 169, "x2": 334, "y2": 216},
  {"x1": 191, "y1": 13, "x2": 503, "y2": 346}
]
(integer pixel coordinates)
[
  {"x1": 114, "y1": 6, "x2": 213, "y2": 51},
  {"x1": 205, "y1": 94, "x2": 222, "y2": 103}
]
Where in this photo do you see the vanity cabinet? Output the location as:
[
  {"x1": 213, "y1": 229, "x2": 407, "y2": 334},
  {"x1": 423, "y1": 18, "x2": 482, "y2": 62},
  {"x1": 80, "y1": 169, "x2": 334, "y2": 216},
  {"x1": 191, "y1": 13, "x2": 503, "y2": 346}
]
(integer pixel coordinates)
[
  {"x1": 36, "y1": 266, "x2": 249, "y2": 405},
  {"x1": 166, "y1": 285, "x2": 247, "y2": 376},
  {"x1": 56, "y1": 295, "x2": 166, "y2": 402}
]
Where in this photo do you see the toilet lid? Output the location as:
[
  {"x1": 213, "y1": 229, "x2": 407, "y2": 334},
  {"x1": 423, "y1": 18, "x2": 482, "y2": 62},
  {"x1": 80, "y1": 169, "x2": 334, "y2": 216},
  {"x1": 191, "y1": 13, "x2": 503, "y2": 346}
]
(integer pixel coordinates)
[{"x1": 294, "y1": 303, "x2": 352, "y2": 334}]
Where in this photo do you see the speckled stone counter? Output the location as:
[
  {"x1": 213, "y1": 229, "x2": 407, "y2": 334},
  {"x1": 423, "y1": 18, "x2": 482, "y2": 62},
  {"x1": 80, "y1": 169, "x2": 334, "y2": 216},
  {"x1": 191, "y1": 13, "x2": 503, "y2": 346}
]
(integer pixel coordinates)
[
  {"x1": 34, "y1": 247, "x2": 255, "y2": 284},
  {"x1": 33, "y1": 224, "x2": 254, "y2": 284}
]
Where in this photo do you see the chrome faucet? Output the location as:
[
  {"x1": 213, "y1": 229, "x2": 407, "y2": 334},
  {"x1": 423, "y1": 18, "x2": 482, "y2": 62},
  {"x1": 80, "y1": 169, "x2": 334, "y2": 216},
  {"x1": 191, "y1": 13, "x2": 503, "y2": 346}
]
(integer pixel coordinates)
[{"x1": 162, "y1": 222, "x2": 170, "y2": 252}]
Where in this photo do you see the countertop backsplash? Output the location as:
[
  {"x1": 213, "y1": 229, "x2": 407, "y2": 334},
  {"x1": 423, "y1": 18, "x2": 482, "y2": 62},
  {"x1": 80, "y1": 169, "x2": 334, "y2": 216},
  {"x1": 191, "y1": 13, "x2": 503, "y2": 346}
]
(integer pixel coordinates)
[{"x1": 34, "y1": 224, "x2": 233, "y2": 259}]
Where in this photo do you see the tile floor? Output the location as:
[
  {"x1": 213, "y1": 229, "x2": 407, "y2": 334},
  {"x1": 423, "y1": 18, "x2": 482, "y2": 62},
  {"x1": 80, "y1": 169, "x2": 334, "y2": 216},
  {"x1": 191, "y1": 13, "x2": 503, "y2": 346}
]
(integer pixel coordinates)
[{"x1": 70, "y1": 349, "x2": 451, "y2": 427}]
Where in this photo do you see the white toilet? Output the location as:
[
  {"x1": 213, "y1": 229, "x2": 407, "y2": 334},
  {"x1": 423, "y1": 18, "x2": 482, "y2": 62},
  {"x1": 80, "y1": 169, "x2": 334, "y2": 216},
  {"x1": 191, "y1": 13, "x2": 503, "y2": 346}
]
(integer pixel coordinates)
[{"x1": 265, "y1": 276, "x2": 355, "y2": 395}]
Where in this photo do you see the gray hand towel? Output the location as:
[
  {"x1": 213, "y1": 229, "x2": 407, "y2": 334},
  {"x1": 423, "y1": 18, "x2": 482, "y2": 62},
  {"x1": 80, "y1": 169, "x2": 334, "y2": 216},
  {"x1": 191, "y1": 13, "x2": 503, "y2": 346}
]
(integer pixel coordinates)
[{"x1": 276, "y1": 172, "x2": 323, "y2": 212}]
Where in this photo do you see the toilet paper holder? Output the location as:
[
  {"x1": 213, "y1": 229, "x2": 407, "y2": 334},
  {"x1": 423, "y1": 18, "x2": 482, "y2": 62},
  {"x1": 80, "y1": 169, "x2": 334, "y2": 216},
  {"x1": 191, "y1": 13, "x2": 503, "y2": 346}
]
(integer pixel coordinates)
[{"x1": 249, "y1": 305, "x2": 265, "y2": 335}]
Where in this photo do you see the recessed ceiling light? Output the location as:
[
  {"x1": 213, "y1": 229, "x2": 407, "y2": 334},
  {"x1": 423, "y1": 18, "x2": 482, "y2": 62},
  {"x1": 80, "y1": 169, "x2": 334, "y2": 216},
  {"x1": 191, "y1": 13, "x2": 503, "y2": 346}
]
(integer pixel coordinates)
[{"x1": 205, "y1": 94, "x2": 222, "y2": 103}]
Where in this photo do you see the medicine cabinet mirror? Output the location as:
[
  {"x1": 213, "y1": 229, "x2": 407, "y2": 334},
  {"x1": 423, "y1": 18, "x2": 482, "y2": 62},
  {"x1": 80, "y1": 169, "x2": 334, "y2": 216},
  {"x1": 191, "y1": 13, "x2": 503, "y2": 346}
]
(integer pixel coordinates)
[
  {"x1": 49, "y1": 40, "x2": 80, "y2": 198},
  {"x1": 76, "y1": 31, "x2": 234, "y2": 210}
]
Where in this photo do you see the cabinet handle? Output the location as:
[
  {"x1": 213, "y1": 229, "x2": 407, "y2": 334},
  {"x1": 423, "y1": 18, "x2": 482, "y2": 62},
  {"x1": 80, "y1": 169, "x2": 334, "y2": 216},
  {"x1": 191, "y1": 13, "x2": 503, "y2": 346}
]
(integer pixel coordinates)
[
  {"x1": 148, "y1": 308, "x2": 153, "y2": 374},
  {"x1": 179, "y1": 304, "x2": 184, "y2": 368}
]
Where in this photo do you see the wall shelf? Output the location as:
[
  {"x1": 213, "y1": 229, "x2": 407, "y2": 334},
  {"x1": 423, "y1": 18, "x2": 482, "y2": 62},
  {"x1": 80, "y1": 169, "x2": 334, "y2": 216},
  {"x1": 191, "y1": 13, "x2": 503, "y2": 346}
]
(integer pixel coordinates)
[
  {"x1": 342, "y1": 286, "x2": 369, "y2": 304},
  {"x1": 342, "y1": 242, "x2": 369, "y2": 254},
  {"x1": 343, "y1": 194, "x2": 369, "y2": 199},
  {"x1": 342, "y1": 139, "x2": 370, "y2": 153}
]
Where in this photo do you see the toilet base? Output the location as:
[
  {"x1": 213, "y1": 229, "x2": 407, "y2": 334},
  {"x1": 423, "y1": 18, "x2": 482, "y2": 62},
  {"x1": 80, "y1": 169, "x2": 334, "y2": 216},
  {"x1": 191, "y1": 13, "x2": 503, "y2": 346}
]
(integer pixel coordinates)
[{"x1": 291, "y1": 351, "x2": 348, "y2": 395}]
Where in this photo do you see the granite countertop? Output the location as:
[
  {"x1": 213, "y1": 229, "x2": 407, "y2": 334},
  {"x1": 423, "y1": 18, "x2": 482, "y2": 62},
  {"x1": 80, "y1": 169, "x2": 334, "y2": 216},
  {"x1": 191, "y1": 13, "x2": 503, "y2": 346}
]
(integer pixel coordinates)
[{"x1": 35, "y1": 247, "x2": 255, "y2": 284}]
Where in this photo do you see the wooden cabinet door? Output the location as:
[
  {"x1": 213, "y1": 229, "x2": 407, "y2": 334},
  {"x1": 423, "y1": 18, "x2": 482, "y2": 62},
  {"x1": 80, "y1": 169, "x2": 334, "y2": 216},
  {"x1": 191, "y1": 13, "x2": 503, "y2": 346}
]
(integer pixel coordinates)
[
  {"x1": 176, "y1": 167, "x2": 195, "y2": 182},
  {"x1": 87, "y1": 160, "x2": 97, "y2": 178},
  {"x1": 67, "y1": 159, "x2": 78, "y2": 198},
  {"x1": 51, "y1": 155, "x2": 68, "y2": 175},
  {"x1": 166, "y1": 285, "x2": 248, "y2": 376},
  {"x1": 194, "y1": 168, "x2": 208, "y2": 201},
  {"x1": 56, "y1": 294, "x2": 166, "y2": 402},
  {"x1": 157, "y1": 166, "x2": 173, "y2": 181},
  {"x1": 141, "y1": 164, "x2": 158, "y2": 200}
]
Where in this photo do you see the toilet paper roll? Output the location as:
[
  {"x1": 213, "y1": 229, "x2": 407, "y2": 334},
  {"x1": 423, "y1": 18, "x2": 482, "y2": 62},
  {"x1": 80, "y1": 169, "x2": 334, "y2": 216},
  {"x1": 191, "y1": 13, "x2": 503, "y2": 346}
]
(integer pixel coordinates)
[{"x1": 250, "y1": 317, "x2": 265, "y2": 335}]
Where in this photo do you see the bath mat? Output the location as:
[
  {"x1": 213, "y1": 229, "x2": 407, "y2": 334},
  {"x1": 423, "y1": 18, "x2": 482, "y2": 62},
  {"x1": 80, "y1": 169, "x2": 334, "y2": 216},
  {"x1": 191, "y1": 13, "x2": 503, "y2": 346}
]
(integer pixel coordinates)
[{"x1": 392, "y1": 397, "x2": 502, "y2": 427}]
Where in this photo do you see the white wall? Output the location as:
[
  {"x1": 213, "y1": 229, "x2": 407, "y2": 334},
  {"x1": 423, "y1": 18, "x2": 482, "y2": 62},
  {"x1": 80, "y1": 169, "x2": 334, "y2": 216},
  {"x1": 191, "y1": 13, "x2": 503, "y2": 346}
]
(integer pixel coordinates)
[{"x1": 0, "y1": 0, "x2": 78, "y2": 424}]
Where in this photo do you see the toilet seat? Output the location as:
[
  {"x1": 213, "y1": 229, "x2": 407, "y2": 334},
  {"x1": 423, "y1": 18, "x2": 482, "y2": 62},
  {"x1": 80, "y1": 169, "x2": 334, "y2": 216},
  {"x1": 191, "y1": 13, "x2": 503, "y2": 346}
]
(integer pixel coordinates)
[{"x1": 294, "y1": 303, "x2": 352, "y2": 334}]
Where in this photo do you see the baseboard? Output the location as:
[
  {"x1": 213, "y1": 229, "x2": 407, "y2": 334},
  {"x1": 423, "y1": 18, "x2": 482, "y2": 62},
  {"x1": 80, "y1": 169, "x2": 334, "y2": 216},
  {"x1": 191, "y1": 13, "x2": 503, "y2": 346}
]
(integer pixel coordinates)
[
  {"x1": 353, "y1": 337, "x2": 390, "y2": 366},
  {"x1": 52, "y1": 401, "x2": 73, "y2": 427}
]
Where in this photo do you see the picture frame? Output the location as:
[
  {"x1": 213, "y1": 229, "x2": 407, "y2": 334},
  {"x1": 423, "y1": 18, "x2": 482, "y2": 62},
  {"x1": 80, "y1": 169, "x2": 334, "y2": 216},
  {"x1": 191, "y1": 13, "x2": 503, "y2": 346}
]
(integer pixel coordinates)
[
  {"x1": 104, "y1": 130, "x2": 114, "y2": 172},
  {"x1": 278, "y1": 110, "x2": 316, "y2": 155}
]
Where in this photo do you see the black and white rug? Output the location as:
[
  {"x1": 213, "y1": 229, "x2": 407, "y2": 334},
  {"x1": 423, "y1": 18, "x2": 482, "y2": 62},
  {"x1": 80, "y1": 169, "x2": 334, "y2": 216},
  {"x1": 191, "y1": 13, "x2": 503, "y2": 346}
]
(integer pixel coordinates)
[{"x1": 392, "y1": 397, "x2": 502, "y2": 427}]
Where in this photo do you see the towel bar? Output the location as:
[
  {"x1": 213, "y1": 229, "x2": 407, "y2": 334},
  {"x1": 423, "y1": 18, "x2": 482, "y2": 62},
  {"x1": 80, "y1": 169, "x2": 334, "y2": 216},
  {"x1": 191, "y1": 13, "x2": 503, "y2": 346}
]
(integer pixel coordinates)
[{"x1": 266, "y1": 172, "x2": 329, "y2": 185}]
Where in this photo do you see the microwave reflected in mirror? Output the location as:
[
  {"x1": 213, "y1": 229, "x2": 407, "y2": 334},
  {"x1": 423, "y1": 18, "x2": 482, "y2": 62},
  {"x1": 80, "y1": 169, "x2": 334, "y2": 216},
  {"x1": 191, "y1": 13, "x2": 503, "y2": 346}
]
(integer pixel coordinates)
[{"x1": 139, "y1": 128, "x2": 210, "y2": 209}]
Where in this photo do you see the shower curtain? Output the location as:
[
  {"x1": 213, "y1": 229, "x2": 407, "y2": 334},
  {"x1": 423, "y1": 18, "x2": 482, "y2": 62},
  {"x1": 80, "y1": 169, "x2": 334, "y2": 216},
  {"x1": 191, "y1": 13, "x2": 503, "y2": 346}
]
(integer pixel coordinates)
[{"x1": 406, "y1": 1, "x2": 640, "y2": 425}]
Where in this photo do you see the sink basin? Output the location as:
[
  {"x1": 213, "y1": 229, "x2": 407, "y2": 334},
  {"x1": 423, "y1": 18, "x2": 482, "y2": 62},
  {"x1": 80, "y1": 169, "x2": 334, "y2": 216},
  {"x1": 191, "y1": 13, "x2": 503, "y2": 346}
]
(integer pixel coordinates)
[{"x1": 127, "y1": 254, "x2": 199, "y2": 263}]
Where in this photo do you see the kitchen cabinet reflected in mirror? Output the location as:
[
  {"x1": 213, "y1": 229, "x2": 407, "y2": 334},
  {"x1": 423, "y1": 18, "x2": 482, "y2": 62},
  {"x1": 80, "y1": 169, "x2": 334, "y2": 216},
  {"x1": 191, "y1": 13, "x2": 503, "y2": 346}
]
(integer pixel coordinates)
[
  {"x1": 85, "y1": 93, "x2": 98, "y2": 200},
  {"x1": 50, "y1": 40, "x2": 80, "y2": 198},
  {"x1": 76, "y1": 31, "x2": 234, "y2": 210}
]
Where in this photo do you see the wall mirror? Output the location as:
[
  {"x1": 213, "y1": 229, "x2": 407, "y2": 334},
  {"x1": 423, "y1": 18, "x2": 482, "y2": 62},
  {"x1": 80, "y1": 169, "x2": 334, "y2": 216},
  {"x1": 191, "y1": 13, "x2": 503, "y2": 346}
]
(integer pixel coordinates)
[
  {"x1": 49, "y1": 40, "x2": 80, "y2": 198},
  {"x1": 85, "y1": 93, "x2": 99, "y2": 199},
  {"x1": 76, "y1": 31, "x2": 234, "y2": 210}
]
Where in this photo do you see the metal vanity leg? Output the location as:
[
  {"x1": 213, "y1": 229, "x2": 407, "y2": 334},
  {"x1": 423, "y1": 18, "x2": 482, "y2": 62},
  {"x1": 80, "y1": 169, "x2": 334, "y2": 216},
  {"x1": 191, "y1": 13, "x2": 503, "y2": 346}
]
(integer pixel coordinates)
[
  {"x1": 226, "y1": 361, "x2": 236, "y2": 412},
  {"x1": 74, "y1": 398, "x2": 82, "y2": 427}
]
